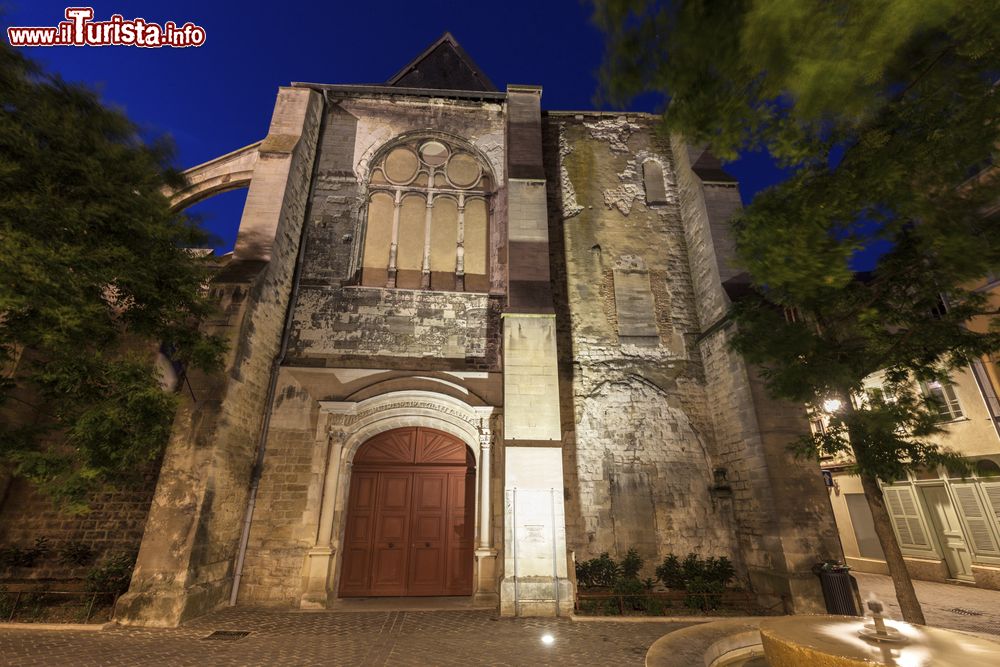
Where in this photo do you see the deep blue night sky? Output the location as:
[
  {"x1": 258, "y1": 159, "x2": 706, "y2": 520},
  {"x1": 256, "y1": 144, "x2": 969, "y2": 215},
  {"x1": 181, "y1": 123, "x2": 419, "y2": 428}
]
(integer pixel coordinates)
[{"x1": 4, "y1": 1, "x2": 787, "y2": 254}]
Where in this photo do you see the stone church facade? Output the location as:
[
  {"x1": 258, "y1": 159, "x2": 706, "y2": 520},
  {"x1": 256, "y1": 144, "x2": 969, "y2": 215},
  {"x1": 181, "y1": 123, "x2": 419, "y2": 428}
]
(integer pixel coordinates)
[{"x1": 106, "y1": 34, "x2": 841, "y2": 626}]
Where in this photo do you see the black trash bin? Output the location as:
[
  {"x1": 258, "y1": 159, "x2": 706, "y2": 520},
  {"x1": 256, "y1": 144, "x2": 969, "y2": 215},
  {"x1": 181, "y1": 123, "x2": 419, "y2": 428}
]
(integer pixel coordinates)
[{"x1": 814, "y1": 563, "x2": 860, "y2": 616}]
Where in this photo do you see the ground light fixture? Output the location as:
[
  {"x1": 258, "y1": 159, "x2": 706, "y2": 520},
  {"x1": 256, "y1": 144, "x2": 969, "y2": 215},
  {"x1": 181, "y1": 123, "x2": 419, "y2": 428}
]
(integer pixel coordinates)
[{"x1": 541, "y1": 634, "x2": 555, "y2": 646}]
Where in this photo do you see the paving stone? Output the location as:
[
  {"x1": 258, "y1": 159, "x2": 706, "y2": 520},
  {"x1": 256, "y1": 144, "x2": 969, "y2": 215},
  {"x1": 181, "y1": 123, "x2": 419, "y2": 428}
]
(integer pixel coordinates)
[
  {"x1": 0, "y1": 608, "x2": 687, "y2": 666},
  {"x1": 854, "y1": 572, "x2": 1000, "y2": 636},
  {"x1": 3, "y1": 574, "x2": 996, "y2": 665}
]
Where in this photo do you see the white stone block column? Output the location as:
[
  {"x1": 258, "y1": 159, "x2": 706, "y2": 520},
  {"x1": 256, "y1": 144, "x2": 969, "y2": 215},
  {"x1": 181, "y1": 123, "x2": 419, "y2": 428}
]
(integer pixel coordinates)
[
  {"x1": 498, "y1": 85, "x2": 572, "y2": 617},
  {"x1": 300, "y1": 425, "x2": 348, "y2": 609},
  {"x1": 499, "y1": 315, "x2": 572, "y2": 616},
  {"x1": 474, "y1": 413, "x2": 499, "y2": 602}
]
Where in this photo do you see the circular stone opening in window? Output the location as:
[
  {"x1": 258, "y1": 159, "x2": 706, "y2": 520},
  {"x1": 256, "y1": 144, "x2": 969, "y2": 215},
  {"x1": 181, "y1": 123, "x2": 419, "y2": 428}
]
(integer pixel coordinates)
[
  {"x1": 383, "y1": 147, "x2": 419, "y2": 184},
  {"x1": 446, "y1": 153, "x2": 481, "y2": 188},
  {"x1": 419, "y1": 140, "x2": 449, "y2": 166}
]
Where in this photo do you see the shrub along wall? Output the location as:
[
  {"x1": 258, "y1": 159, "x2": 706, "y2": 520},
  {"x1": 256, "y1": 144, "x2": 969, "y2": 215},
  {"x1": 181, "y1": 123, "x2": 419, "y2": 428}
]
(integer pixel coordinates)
[
  {"x1": 575, "y1": 549, "x2": 748, "y2": 615},
  {"x1": 0, "y1": 471, "x2": 158, "y2": 583}
]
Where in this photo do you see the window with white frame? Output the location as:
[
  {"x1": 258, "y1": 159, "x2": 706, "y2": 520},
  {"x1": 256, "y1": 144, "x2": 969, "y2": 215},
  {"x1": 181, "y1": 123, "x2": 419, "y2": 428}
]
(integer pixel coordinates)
[{"x1": 920, "y1": 380, "x2": 963, "y2": 422}]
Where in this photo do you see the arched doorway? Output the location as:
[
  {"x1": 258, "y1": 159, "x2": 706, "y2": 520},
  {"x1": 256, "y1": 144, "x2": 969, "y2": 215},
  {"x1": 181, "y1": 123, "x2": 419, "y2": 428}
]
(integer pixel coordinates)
[{"x1": 339, "y1": 427, "x2": 476, "y2": 597}]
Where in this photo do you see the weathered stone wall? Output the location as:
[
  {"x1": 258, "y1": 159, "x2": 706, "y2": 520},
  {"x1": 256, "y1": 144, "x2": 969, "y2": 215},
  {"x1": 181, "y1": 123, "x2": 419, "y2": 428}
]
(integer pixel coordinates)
[
  {"x1": 546, "y1": 113, "x2": 738, "y2": 579},
  {"x1": 671, "y1": 136, "x2": 842, "y2": 611},
  {"x1": 0, "y1": 473, "x2": 157, "y2": 582},
  {"x1": 290, "y1": 287, "x2": 500, "y2": 370},
  {"x1": 236, "y1": 371, "x2": 321, "y2": 605},
  {"x1": 116, "y1": 87, "x2": 324, "y2": 626},
  {"x1": 287, "y1": 93, "x2": 507, "y2": 373}
]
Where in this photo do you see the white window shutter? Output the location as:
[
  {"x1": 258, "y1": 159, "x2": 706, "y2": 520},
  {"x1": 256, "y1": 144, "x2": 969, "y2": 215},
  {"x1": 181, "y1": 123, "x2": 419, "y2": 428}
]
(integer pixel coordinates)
[
  {"x1": 952, "y1": 483, "x2": 1000, "y2": 557},
  {"x1": 884, "y1": 487, "x2": 928, "y2": 548},
  {"x1": 981, "y1": 482, "x2": 1000, "y2": 521}
]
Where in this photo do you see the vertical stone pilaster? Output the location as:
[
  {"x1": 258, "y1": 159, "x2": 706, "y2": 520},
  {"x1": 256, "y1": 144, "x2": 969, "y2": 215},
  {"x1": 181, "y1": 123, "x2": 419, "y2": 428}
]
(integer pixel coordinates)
[
  {"x1": 300, "y1": 424, "x2": 348, "y2": 609},
  {"x1": 116, "y1": 87, "x2": 324, "y2": 627},
  {"x1": 500, "y1": 85, "x2": 572, "y2": 617},
  {"x1": 474, "y1": 412, "x2": 499, "y2": 603}
]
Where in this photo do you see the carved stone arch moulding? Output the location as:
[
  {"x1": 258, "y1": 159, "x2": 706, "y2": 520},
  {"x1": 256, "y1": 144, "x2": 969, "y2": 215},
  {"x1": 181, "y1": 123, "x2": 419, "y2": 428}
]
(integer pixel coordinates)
[{"x1": 320, "y1": 390, "x2": 498, "y2": 465}]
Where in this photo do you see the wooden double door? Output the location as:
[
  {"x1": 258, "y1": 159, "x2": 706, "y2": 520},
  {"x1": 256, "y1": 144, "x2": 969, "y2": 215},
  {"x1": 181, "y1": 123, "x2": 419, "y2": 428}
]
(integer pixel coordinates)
[{"x1": 339, "y1": 428, "x2": 475, "y2": 597}]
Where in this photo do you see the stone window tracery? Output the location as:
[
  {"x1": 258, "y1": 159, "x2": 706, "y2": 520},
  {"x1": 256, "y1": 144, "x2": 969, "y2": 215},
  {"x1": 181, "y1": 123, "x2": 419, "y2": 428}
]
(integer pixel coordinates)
[{"x1": 361, "y1": 138, "x2": 492, "y2": 292}]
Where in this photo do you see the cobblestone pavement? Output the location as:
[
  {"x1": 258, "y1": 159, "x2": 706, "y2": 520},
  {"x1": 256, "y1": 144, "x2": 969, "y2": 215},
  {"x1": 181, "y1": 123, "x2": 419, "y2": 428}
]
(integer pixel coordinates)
[
  {"x1": 3, "y1": 574, "x2": 997, "y2": 666},
  {"x1": 854, "y1": 572, "x2": 1000, "y2": 635},
  {"x1": 0, "y1": 608, "x2": 689, "y2": 666}
]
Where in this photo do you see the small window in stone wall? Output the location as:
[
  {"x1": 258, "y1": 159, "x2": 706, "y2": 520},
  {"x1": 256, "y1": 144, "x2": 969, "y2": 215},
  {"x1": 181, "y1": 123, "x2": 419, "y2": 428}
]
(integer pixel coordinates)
[
  {"x1": 642, "y1": 160, "x2": 668, "y2": 206},
  {"x1": 360, "y1": 137, "x2": 493, "y2": 292}
]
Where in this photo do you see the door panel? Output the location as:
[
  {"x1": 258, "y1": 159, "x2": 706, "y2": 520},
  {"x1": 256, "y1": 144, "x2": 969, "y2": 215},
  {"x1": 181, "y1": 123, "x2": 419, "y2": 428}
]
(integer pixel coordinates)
[
  {"x1": 407, "y1": 473, "x2": 448, "y2": 594},
  {"x1": 921, "y1": 485, "x2": 974, "y2": 581},
  {"x1": 338, "y1": 472, "x2": 378, "y2": 595},
  {"x1": 369, "y1": 473, "x2": 412, "y2": 595},
  {"x1": 445, "y1": 472, "x2": 475, "y2": 594}
]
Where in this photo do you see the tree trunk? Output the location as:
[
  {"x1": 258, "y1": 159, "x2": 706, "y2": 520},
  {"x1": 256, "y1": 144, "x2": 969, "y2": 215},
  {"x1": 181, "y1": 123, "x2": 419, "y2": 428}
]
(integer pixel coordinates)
[{"x1": 859, "y1": 473, "x2": 926, "y2": 624}]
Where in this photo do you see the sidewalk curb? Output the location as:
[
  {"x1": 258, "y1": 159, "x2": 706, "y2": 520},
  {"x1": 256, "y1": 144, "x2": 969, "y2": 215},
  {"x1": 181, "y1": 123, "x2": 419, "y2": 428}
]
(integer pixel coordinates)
[
  {"x1": 570, "y1": 615, "x2": 746, "y2": 623},
  {"x1": 0, "y1": 621, "x2": 115, "y2": 632}
]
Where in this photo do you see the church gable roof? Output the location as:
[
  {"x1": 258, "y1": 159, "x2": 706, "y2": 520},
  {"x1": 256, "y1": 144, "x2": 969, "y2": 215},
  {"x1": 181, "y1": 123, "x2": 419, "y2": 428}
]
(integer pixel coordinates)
[{"x1": 387, "y1": 32, "x2": 497, "y2": 92}]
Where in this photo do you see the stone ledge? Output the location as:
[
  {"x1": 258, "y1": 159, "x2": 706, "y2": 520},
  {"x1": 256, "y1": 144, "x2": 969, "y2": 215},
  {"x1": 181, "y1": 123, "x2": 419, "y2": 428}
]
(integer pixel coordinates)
[{"x1": 0, "y1": 621, "x2": 116, "y2": 632}]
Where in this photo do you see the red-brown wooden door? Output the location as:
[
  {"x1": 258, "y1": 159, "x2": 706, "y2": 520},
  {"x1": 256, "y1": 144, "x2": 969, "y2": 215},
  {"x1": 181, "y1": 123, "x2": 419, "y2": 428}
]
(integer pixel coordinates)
[
  {"x1": 369, "y1": 473, "x2": 412, "y2": 595},
  {"x1": 339, "y1": 428, "x2": 475, "y2": 597},
  {"x1": 407, "y1": 473, "x2": 447, "y2": 595}
]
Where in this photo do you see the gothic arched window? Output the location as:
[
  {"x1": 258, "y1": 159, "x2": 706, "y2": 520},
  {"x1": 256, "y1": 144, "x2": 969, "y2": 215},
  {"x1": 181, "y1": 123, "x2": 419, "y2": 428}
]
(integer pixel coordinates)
[{"x1": 361, "y1": 138, "x2": 492, "y2": 292}]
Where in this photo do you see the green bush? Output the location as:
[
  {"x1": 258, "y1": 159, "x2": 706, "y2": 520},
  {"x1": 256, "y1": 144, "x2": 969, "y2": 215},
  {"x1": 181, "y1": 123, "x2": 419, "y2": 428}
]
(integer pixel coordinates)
[
  {"x1": 85, "y1": 553, "x2": 136, "y2": 596},
  {"x1": 0, "y1": 538, "x2": 50, "y2": 568},
  {"x1": 578, "y1": 549, "x2": 741, "y2": 616},
  {"x1": 58, "y1": 542, "x2": 95, "y2": 567},
  {"x1": 577, "y1": 597, "x2": 621, "y2": 615},
  {"x1": 655, "y1": 553, "x2": 684, "y2": 589},
  {"x1": 705, "y1": 556, "x2": 735, "y2": 586},
  {"x1": 685, "y1": 578, "x2": 724, "y2": 611},
  {"x1": 656, "y1": 553, "x2": 736, "y2": 590},
  {"x1": 682, "y1": 553, "x2": 704, "y2": 581},
  {"x1": 16, "y1": 588, "x2": 50, "y2": 621},
  {"x1": 575, "y1": 552, "x2": 620, "y2": 588},
  {"x1": 643, "y1": 595, "x2": 669, "y2": 616},
  {"x1": 613, "y1": 577, "x2": 647, "y2": 611},
  {"x1": 620, "y1": 548, "x2": 643, "y2": 580},
  {"x1": 0, "y1": 586, "x2": 12, "y2": 619}
]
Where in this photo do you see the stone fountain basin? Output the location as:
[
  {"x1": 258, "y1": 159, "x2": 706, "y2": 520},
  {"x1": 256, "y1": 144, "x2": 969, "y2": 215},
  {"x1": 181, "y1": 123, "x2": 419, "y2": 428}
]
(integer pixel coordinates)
[
  {"x1": 761, "y1": 615, "x2": 1000, "y2": 667},
  {"x1": 645, "y1": 615, "x2": 1000, "y2": 667}
]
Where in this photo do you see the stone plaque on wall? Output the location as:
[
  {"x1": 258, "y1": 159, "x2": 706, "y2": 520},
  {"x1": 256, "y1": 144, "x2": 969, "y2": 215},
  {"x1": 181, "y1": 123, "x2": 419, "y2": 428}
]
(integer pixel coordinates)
[{"x1": 613, "y1": 255, "x2": 658, "y2": 341}]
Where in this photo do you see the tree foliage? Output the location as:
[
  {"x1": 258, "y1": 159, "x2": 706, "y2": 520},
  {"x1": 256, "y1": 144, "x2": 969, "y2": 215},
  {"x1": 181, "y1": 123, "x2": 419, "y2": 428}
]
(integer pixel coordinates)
[
  {"x1": 0, "y1": 44, "x2": 224, "y2": 508},
  {"x1": 594, "y1": 0, "x2": 1000, "y2": 481}
]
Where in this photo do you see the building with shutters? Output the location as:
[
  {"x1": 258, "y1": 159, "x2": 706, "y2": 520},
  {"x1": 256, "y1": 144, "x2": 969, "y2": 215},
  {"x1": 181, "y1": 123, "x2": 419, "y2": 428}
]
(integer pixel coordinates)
[
  {"x1": 0, "y1": 33, "x2": 847, "y2": 627},
  {"x1": 822, "y1": 275, "x2": 1000, "y2": 590}
]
